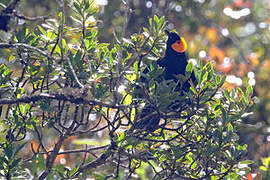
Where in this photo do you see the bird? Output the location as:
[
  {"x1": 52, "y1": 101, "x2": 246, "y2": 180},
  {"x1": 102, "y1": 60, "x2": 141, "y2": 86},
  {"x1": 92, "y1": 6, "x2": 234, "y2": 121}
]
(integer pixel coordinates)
[
  {"x1": 133, "y1": 30, "x2": 196, "y2": 132},
  {"x1": 0, "y1": 15, "x2": 10, "y2": 32}
]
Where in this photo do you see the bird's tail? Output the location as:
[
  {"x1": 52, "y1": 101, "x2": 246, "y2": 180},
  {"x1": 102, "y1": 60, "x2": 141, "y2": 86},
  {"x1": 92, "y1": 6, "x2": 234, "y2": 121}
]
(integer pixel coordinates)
[{"x1": 131, "y1": 105, "x2": 160, "y2": 132}]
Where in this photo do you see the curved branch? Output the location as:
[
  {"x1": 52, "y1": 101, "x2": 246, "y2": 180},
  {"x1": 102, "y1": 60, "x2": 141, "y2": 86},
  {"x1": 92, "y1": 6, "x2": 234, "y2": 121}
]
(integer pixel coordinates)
[{"x1": 0, "y1": 43, "x2": 54, "y2": 60}]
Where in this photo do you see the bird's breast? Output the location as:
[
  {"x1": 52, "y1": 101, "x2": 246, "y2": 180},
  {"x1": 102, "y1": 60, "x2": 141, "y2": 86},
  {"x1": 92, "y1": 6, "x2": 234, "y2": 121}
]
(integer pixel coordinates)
[
  {"x1": 164, "y1": 60, "x2": 187, "y2": 75},
  {"x1": 158, "y1": 54, "x2": 188, "y2": 81}
]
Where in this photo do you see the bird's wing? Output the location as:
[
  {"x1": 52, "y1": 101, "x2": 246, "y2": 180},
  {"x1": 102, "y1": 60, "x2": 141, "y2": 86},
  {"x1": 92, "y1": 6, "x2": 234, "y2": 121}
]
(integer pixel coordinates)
[{"x1": 157, "y1": 57, "x2": 167, "y2": 68}]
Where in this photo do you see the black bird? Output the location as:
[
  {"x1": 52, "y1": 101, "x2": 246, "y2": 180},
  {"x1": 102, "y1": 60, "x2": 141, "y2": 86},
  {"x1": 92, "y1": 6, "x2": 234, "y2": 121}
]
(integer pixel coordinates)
[
  {"x1": 134, "y1": 30, "x2": 196, "y2": 132},
  {"x1": 0, "y1": 15, "x2": 10, "y2": 32}
]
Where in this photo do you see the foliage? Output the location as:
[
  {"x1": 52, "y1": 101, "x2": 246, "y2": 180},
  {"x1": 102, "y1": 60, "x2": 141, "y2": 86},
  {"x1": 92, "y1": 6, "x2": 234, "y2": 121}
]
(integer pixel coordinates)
[
  {"x1": 99, "y1": 0, "x2": 270, "y2": 175},
  {"x1": 0, "y1": 0, "x2": 256, "y2": 179},
  {"x1": 257, "y1": 156, "x2": 270, "y2": 179}
]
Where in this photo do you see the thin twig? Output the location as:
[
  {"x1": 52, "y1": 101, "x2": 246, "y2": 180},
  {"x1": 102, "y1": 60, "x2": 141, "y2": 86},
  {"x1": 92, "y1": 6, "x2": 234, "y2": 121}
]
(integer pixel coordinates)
[
  {"x1": 65, "y1": 56, "x2": 85, "y2": 88},
  {"x1": 32, "y1": 145, "x2": 109, "y2": 156},
  {"x1": 13, "y1": 12, "x2": 49, "y2": 21},
  {"x1": 72, "y1": 144, "x2": 116, "y2": 178}
]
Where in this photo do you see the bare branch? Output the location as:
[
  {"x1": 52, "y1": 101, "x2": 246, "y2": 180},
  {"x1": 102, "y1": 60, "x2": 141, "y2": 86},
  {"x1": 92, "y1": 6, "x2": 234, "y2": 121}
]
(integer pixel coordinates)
[
  {"x1": 0, "y1": 43, "x2": 54, "y2": 60},
  {"x1": 26, "y1": 145, "x2": 109, "y2": 157},
  {"x1": 0, "y1": 93, "x2": 128, "y2": 109},
  {"x1": 38, "y1": 111, "x2": 78, "y2": 179},
  {"x1": 73, "y1": 144, "x2": 116, "y2": 178}
]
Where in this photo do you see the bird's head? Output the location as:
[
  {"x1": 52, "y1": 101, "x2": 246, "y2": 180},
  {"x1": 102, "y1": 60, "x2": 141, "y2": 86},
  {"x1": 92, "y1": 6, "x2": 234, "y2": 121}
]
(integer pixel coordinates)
[{"x1": 165, "y1": 30, "x2": 187, "y2": 54}]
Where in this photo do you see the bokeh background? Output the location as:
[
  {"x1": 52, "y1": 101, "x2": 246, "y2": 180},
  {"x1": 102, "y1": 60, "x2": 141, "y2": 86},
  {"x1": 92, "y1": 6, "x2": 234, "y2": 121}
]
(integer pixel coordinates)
[{"x1": 1, "y1": 0, "x2": 270, "y2": 174}]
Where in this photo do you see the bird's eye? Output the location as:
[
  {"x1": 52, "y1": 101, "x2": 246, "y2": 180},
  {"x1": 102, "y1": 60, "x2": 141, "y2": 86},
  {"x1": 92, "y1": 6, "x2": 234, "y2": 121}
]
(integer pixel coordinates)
[{"x1": 177, "y1": 41, "x2": 181, "y2": 44}]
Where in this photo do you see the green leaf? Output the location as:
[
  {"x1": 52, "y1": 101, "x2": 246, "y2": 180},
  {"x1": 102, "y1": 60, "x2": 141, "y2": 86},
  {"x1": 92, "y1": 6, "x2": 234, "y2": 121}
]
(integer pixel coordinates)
[
  {"x1": 219, "y1": 75, "x2": 226, "y2": 87},
  {"x1": 85, "y1": 0, "x2": 90, "y2": 10},
  {"x1": 246, "y1": 85, "x2": 253, "y2": 96},
  {"x1": 93, "y1": 172, "x2": 105, "y2": 180},
  {"x1": 134, "y1": 61, "x2": 138, "y2": 74},
  {"x1": 194, "y1": 70, "x2": 201, "y2": 84},
  {"x1": 239, "y1": 160, "x2": 254, "y2": 166},
  {"x1": 227, "y1": 123, "x2": 233, "y2": 132},
  {"x1": 216, "y1": 75, "x2": 221, "y2": 84},
  {"x1": 58, "y1": 12, "x2": 63, "y2": 22},
  {"x1": 221, "y1": 106, "x2": 228, "y2": 121},
  {"x1": 118, "y1": 132, "x2": 126, "y2": 142},
  {"x1": 73, "y1": 138, "x2": 110, "y2": 146},
  {"x1": 227, "y1": 173, "x2": 239, "y2": 179},
  {"x1": 260, "y1": 166, "x2": 268, "y2": 172},
  {"x1": 0, "y1": 156, "x2": 8, "y2": 165},
  {"x1": 201, "y1": 71, "x2": 208, "y2": 85},
  {"x1": 122, "y1": 38, "x2": 134, "y2": 46},
  {"x1": 223, "y1": 90, "x2": 230, "y2": 100},
  {"x1": 123, "y1": 94, "x2": 132, "y2": 105},
  {"x1": 34, "y1": 154, "x2": 45, "y2": 171},
  {"x1": 185, "y1": 62, "x2": 193, "y2": 79},
  {"x1": 74, "y1": 50, "x2": 82, "y2": 63},
  {"x1": 10, "y1": 158, "x2": 22, "y2": 168},
  {"x1": 19, "y1": 104, "x2": 24, "y2": 115},
  {"x1": 4, "y1": 144, "x2": 13, "y2": 159},
  {"x1": 16, "y1": 26, "x2": 27, "y2": 42},
  {"x1": 74, "y1": 2, "x2": 82, "y2": 15},
  {"x1": 186, "y1": 61, "x2": 193, "y2": 72},
  {"x1": 38, "y1": 26, "x2": 46, "y2": 35},
  {"x1": 62, "y1": 38, "x2": 68, "y2": 54},
  {"x1": 149, "y1": 18, "x2": 152, "y2": 28},
  {"x1": 190, "y1": 87, "x2": 197, "y2": 95},
  {"x1": 154, "y1": 14, "x2": 161, "y2": 30},
  {"x1": 261, "y1": 156, "x2": 270, "y2": 167},
  {"x1": 154, "y1": 15, "x2": 159, "y2": 25},
  {"x1": 69, "y1": 166, "x2": 79, "y2": 176},
  {"x1": 198, "y1": 60, "x2": 203, "y2": 69},
  {"x1": 86, "y1": 8, "x2": 98, "y2": 18}
]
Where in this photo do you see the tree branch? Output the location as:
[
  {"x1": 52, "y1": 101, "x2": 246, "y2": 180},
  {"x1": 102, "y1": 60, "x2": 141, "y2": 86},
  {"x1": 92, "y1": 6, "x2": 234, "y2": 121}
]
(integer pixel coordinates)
[
  {"x1": 0, "y1": 43, "x2": 54, "y2": 60},
  {"x1": 1, "y1": 0, "x2": 21, "y2": 14},
  {"x1": 72, "y1": 144, "x2": 116, "y2": 178},
  {"x1": 0, "y1": 93, "x2": 128, "y2": 109}
]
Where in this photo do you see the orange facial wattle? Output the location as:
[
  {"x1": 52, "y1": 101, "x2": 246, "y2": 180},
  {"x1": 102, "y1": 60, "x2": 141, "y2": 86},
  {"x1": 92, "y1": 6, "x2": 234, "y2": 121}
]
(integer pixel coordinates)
[{"x1": 171, "y1": 37, "x2": 187, "y2": 53}]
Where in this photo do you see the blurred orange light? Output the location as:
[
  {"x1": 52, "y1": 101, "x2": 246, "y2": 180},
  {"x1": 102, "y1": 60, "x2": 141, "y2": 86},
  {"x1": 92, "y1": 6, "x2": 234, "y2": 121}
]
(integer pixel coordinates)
[
  {"x1": 248, "y1": 53, "x2": 259, "y2": 67},
  {"x1": 234, "y1": 0, "x2": 243, "y2": 8},
  {"x1": 209, "y1": 47, "x2": 225, "y2": 62},
  {"x1": 262, "y1": 60, "x2": 270, "y2": 72},
  {"x1": 206, "y1": 28, "x2": 219, "y2": 43}
]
